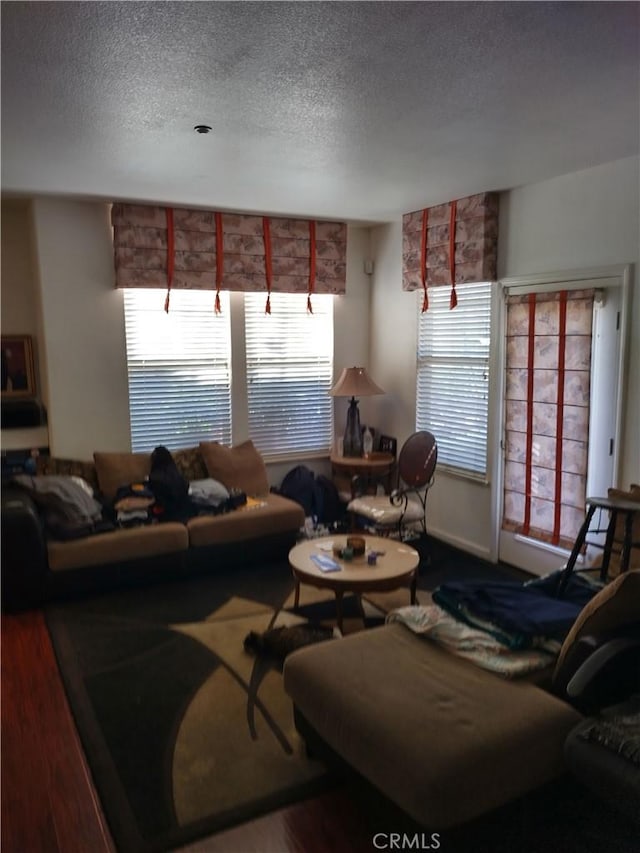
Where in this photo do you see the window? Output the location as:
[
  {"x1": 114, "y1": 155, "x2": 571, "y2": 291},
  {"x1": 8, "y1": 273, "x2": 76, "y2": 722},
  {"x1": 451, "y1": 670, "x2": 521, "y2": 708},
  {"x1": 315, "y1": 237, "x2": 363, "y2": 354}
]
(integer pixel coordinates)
[
  {"x1": 123, "y1": 289, "x2": 334, "y2": 458},
  {"x1": 123, "y1": 289, "x2": 232, "y2": 452},
  {"x1": 244, "y1": 293, "x2": 334, "y2": 458},
  {"x1": 416, "y1": 282, "x2": 492, "y2": 476}
]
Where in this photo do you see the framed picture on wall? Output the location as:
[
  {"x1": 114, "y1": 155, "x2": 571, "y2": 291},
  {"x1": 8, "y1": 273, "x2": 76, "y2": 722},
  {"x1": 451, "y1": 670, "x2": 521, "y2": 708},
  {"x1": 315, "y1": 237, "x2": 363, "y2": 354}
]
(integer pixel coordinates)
[{"x1": 1, "y1": 335, "x2": 36, "y2": 399}]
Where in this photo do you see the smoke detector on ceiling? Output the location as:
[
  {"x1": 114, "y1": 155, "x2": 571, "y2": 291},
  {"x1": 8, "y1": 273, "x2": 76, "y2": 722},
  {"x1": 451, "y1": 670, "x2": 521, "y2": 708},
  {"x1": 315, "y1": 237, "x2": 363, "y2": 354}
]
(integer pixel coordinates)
[{"x1": 194, "y1": 125, "x2": 212, "y2": 134}]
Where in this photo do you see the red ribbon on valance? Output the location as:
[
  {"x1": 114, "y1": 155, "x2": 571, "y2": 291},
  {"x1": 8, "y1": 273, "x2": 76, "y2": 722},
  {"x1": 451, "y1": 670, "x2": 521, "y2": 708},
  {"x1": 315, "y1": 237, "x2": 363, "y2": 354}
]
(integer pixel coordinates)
[
  {"x1": 420, "y1": 208, "x2": 429, "y2": 312},
  {"x1": 449, "y1": 200, "x2": 457, "y2": 309},
  {"x1": 214, "y1": 212, "x2": 224, "y2": 314},
  {"x1": 262, "y1": 217, "x2": 272, "y2": 314},
  {"x1": 522, "y1": 293, "x2": 537, "y2": 537},
  {"x1": 164, "y1": 207, "x2": 175, "y2": 313},
  {"x1": 307, "y1": 220, "x2": 316, "y2": 314},
  {"x1": 418, "y1": 201, "x2": 456, "y2": 311},
  {"x1": 552, "y1": 291, "x2": 568, "y2": 545}
]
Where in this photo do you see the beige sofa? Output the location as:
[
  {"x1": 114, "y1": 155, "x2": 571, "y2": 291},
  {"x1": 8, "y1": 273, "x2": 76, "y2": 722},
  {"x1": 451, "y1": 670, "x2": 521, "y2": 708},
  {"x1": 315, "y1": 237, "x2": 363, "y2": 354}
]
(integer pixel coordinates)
[
  {"x1": 283, "y1": 570, "x2": 640, "y2": 829},
  {"x1": 2, "y1": 440, "x2": 304, "y2": 609}
]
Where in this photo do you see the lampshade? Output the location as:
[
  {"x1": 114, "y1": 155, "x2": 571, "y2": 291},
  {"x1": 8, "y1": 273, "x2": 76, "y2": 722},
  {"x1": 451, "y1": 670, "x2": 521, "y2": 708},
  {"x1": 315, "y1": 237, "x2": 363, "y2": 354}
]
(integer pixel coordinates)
[
  {"x1": 329, "y1": 367, "x2": 384, "y2": 398},
  {"x1": 329, "y1": 368, "x2": 384, "y2": 457}
]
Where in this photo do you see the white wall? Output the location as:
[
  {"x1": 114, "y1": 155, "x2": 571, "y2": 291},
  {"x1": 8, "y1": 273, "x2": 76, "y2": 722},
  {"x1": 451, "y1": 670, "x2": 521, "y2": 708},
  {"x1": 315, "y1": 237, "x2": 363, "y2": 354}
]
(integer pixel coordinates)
[
  {"x1": 369, "y1": 222, "x2": 420, "y2": 439},
  {"x1": 30, "y1": 199, "x2": 131, "y2": 458},
  {"x1": 369, "y1": 156, "x2": 640, "y2": 560},
  {"x1": 1, "y1": 199, "x2": 50, "y2": 451},
  {"x1": 1, "y1": 201, "x2": 38, "y2": 337}
]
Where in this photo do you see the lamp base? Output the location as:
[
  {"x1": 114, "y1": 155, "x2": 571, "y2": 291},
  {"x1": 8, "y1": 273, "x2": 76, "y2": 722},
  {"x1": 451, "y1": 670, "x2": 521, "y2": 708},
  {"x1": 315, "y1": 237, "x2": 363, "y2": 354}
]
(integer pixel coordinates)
[{"x1": 343, "y1": 397, "x2": 363, "y2": 457}]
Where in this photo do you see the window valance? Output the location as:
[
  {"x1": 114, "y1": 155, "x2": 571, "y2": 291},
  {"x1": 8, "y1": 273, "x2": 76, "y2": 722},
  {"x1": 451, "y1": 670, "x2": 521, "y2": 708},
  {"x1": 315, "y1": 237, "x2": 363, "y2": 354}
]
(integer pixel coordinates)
[
  {"x1": 402, "y1": 191, "x2": 498, "y2": 310},
  {"x1": 111, "y1": 204, "x2": 347, "y2": 305}
]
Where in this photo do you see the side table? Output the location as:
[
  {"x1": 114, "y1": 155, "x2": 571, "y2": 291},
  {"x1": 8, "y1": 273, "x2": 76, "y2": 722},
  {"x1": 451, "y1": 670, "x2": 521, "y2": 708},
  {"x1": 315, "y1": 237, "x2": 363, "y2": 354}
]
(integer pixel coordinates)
[{"x1": 330, "y1": 452, "x2": 395, "y2": 501}]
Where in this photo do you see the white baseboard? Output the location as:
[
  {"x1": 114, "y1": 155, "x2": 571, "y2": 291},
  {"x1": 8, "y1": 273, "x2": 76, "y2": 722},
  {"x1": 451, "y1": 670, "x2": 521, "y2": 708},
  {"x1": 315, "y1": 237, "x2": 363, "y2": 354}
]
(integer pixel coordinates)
[{"x1": 428, "y1": 527, "x2": 493, "y2": 563}]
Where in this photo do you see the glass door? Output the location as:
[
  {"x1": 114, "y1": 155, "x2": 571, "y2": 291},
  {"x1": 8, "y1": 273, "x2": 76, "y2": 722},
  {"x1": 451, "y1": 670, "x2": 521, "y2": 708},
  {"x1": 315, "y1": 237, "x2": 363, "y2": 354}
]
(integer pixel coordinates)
[{"x1": 496, "y1": 269, "x2": 627, "y2": 575}]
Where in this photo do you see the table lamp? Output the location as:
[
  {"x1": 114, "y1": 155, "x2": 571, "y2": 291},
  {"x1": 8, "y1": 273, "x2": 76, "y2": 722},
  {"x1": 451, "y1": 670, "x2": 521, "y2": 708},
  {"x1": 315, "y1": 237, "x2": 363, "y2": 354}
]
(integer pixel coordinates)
[{"x1": 329, "y1": 367, "x2": 384, "y2": 456}]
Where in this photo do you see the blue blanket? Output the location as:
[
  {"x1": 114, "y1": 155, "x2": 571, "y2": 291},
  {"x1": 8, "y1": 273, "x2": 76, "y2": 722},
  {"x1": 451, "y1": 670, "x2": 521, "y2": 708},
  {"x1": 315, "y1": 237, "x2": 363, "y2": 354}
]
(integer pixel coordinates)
[
  {"x1": 433, "y1": 581, "x2": 585, "y2": 649},
  {"x1": 525, "y1": 569, "x2": 602, "y2": 608}
]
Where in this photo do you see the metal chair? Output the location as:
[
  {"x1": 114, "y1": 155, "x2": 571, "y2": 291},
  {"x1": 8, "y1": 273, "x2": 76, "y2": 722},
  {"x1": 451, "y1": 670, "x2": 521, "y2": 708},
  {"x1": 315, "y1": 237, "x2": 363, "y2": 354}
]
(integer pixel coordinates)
[{"x1": 347, "y1": 430, "x2": 437, "y2": 540}]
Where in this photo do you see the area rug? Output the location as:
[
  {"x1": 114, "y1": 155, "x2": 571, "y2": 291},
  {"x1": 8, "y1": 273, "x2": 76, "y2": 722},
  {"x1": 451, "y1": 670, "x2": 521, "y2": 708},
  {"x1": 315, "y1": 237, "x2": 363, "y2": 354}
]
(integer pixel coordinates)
[
  {"x1": 45, "y1": 560, "x2": 390, "y2": 853},
  {"x1": 45, "y1": 543, "x2": 526, "y2": 853}
]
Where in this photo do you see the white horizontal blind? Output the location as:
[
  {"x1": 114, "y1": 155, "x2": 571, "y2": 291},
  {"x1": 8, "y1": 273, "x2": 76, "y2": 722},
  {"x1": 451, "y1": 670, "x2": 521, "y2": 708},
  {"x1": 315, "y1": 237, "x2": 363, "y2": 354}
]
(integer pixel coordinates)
[
  {"x1": 123, "y1": 289, "x2": 232, "y2": 452},
  {"x1": 416, "y1": 282, "x2": 492, "y2": 475},
  {"x1": 245, "y1": 293, "x2": 333, "y2": 457}
]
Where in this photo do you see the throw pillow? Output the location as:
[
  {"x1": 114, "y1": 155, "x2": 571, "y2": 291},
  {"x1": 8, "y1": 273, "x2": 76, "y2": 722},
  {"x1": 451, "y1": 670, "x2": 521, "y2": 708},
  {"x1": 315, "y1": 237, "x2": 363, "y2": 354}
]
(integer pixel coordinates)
[
  {"x1": 36, "y1": 456, "x2": 100, "y2": 492},
  {"x1": 94, "y1": 451, "x2": 151, "y2": 501},
  {"x1": 199, "y1": 440, "x2": 269, "y2": 496},
  {"x1": 553, "y1": 569, "x2": 640, "y2": 692},
  {"x1": 173, "y1": 446, "x2": 209, "y2": 482}
]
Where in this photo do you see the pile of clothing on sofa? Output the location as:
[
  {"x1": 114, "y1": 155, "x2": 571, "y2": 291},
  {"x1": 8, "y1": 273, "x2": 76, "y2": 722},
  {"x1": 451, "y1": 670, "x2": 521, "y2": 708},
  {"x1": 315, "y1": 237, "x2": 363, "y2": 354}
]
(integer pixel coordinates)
[
  {"x1": 10, "y1": 445, "x2": 247, "y2": 540},
  {"x1": 111, "y1": 445, "x2": 246, "y2": 526}
]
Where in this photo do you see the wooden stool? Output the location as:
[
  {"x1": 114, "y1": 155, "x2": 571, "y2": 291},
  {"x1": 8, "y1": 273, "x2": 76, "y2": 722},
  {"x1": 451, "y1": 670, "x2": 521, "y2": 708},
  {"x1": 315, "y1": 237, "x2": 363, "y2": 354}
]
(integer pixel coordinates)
[{"x1": 557, "y1": 496, "x2": 640, "y2": 596}]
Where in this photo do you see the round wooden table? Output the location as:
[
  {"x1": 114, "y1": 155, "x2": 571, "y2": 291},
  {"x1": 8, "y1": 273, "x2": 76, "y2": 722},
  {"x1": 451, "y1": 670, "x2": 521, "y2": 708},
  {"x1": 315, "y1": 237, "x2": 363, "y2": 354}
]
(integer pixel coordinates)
[
  {"x1": 288, "y1": 534, "x2": 420, "y2": 631},
  {"x1": 330, "y1": 452, "x2": 395, "y2": 499}
]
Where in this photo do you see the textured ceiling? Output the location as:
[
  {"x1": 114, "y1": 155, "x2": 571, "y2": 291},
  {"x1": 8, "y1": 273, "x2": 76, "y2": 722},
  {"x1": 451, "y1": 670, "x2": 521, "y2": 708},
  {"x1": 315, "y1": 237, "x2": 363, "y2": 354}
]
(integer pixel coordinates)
[{"x1": 1, "y1": 1, "x2": 638, "y2": 223}]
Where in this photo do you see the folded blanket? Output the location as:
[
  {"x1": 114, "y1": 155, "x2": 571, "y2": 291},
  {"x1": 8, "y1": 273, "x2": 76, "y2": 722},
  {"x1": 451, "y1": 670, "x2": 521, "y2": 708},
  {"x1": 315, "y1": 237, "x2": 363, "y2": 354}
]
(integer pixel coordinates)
[
  {"x1": 525, "y1": 569, "x2": 603, "y2": 608},
  {"x1": 387, "y1": 605, "x2": 557, "y2": 678},
  {"x1": 433, "y1": 580, "x2": 583, "y2": 649},
  {"x1": 12, "y1": 474, "x2": 103, "y2": 524}
]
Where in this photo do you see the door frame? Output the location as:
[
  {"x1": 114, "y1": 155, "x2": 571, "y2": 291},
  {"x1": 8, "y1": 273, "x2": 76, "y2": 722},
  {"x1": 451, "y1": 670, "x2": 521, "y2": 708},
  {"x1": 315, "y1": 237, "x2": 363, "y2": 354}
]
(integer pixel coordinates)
[{"x1": 490, "y1": 264, "x2": 631, "y2": 572}]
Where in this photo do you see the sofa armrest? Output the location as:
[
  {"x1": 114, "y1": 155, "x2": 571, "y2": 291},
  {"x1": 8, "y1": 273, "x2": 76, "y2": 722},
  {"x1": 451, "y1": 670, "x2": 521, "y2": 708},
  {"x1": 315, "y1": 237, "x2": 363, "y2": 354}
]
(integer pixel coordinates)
[
  {"x1": 1, "y1": 485, "x2": 48, "y2": 611},
  {"x1": 565, "y1": 631, "x2": 640, "y2": 713}
]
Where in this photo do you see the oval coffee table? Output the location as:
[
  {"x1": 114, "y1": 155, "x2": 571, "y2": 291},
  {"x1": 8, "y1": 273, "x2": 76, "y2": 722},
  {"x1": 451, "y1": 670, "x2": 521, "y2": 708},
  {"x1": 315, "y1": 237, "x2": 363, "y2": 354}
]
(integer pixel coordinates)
[{"x1": 288, "y1": 535, "x2": 420, "y2": 631}]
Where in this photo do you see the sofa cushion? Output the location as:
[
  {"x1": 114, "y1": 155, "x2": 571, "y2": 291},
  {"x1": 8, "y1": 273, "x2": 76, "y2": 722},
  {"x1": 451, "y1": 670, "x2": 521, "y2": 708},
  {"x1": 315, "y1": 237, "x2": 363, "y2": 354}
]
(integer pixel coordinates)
[
  {"x1": 47, "y1": 522, "x2": 188, "y2": 572},
  {"x1": 284, "y1": 622, "x2": 581, "y2": 828},
  {"x1": 199, "y1": 440, "x2": 269, "y2": 496},
  {"x1": 553, "y1": 569, "x2": 640, "y2": 690},
  {"x1": 187, "y1": 492, "x2": 304, "y2": 547},
  {"x1": 94, "y1": 452, "x2": 151, "y2": 501}
]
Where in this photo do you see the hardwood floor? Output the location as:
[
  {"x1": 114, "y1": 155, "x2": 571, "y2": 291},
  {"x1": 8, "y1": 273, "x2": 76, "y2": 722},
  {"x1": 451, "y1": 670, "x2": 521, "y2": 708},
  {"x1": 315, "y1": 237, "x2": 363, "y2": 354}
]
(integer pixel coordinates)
[
  {"x1": 1, "y1": 609, "x2": 378, "y2": 853},
  {"x1": 1, "y1": 610, "x2": 114, "y2": 853}
]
